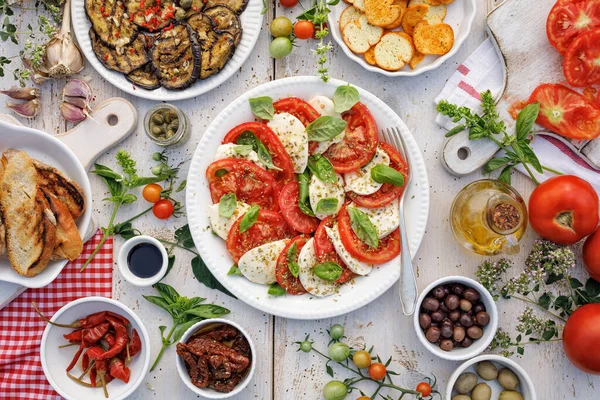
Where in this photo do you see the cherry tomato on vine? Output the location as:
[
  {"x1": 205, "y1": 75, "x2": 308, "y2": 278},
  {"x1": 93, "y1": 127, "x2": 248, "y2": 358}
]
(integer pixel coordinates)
[
  {"x1": 142, "y1": 183, "x2": 162, "y2": 203},
  {"x1": 416, "y1": 382, "x2": 432, "y2": 397},
  {"x1": 279, "y1": 0, "x2": 298, "y2": 8},
  {"x1": 294, "y1": 20, "x2": 315, "y2": 40},
  {"x1": 368, "y1": 363, "x2": 386, "y2": 381},
  {"x1": 153, "y1": 199, "x2": 174, "y2": 219},
  {"x1": 352, "y1": 350, "x2": 372, "y2": 369}
]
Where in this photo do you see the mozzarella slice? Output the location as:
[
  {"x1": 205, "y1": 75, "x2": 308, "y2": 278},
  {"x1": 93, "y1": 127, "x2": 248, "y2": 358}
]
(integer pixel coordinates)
[
  {"x1": 325, "y1": 225, "x2": 373, "y2": 276},
  {"x1": 348, "y1": 200, "x2": 400, "y2": 239},
  {"x1": 308, "y1": 96, "x2": 346, "y2": 154},
  {"x1": 309, "y1": 173, "x2": 345, "y2": 220},
  {"x1": 207, "y1": 202, "x2": 251, "y2": 240},
  {"x1": 298, "y1": 238, "x2": 339, "y2": 297},
  {"x1": 238, "y1": 239, "x2": 288, "y2": 285},
  {"x1": 344, "y1": 146, "x2": 390, "y2": 195},
  {"x1": 213, "y1": 143, "x2": 265, "y2": 169},
  {"x1": 267, "y1": 113, "x2": 308, "y2": 173}
]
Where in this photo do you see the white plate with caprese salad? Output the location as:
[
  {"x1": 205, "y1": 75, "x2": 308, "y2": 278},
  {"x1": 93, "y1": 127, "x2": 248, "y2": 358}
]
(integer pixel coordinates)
[{"x1": 186, "y1": 76, "x2": 429, "y2": 319}]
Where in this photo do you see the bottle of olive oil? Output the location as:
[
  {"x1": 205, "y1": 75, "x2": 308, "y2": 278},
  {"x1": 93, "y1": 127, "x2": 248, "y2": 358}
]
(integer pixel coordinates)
[{"x1": 450, "y1": 180, "x2": 528, "y2": 256}]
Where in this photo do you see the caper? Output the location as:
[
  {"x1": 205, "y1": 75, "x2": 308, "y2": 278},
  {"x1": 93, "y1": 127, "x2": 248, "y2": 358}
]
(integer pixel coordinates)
[
  {"x1": 499, "y1": 391, "x2": 523, "y2": 400},
  {"x1": 471, "y1": 383, "x2": 491, "y2": 400},
  {"x1": 179, "y1": 0, "x2": 192, "y2": 10},
  {"x1": 452, "y1": 396, "x2": 471, "y2": 400},
  {"x1": 175, "y1": 8, "x2": 186, "y2": 20},
  {"x1": 163, "y1": 109, "x2": 173, "y2": 123},
  {"x1": 168, "y1": 121, "x2": 179, "y2": 132},
  {"x1": 166, "y1": 129, "x2": 176, "y2": 138},
  {"x1": 151, "y1": 125, "x2": 163, "y2": 136},
  {"x1": 454, "y1": 372, "x2": 477, "y2": 394},
  {"x1": 476, "y1": 361, "x2": 498, "y2": 381},
  {"x1": 498, "y1": 368, "x2": 519, "y2": 390}
]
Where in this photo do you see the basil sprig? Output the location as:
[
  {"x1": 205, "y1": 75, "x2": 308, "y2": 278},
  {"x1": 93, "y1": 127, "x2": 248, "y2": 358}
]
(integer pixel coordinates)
[
  {"x1": 314, "y1": 262, "x2": 342, "y2": 282},
  {"x1": 249, "y1": 96, "x2": 274, "y2": 120},
  {"x1": 233, "y1": 144, "x2": 254, "y2": 156},
  {"x1": 333, "y1": 84, "x2": 359, "y2": 113},
  {"x1": 306, "y1": 116, "x2": 347, "y2": 142},
  {"x1": 268, "y1": 283, "x2": 286, "y2": 296},
  {"x1": 371, "y1": 165, "x2": 405, "y2": 186},
  {"x1": 347, "y1": 207, "x2": 379, "y2": 248},
  {"x1": 218, "y1": 193, "x2": 237, "y2": 218},
  {"x1": 227, "y1": 265, "x2": 243, "y2": 276},
  {"x1": 316, "y1": 198, "x2": 338, "y2": 214},
  {"x1": 239, "y1": 205, "x2": 260, "y2": 233},
  {"x1": 308, "y1": 154, "x2": 336, "y2": 184},
  {"x1": 236, "y1": 131, "x2": 282, "y2": 171},
  {"x1": 298, "y1": 170, "x2": 316, "y2": 217},
  {"x1": 287, "y1": 242, "x2": 300, "y2": 278}
]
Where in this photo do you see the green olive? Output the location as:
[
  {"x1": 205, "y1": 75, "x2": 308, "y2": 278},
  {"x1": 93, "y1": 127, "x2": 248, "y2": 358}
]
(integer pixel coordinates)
[
  {"x1": 471, "y1": 383, "x2": 491, "y2": 400},
  {"x1": 452, "y1": 396, "x2": 472, "y2": 400},
  {"x1": 179, "y1": 0, "x2": 193, "y2": 10},
  {"x1": 499, "y1": 391, "x2": 524, "y2": 400},
  {"x1": 498, "y1": 368, "x2": 520, "y2": 390},
  {"x1": 152, "y1": 113, "x2": 164, "y2": 124},
  {"x1": 476, "y1": 361, "x2": 498, "y2": 381},
  {"x1": 454, "y1": 372, "x2": 478, "y2": 394}
]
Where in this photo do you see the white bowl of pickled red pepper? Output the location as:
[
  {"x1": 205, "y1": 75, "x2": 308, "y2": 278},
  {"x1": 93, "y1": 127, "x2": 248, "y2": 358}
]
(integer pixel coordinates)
[{"x1": 39, "y1": 297, "x2": 151, "y2": 400}]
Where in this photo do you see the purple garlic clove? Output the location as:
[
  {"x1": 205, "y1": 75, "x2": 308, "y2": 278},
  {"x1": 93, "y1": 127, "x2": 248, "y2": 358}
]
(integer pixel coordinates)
[
  {"x1": 62, "y1": 79, "x2": 92, "y2": 101},
  {"x1": 0, "y1": 87, "x2": 40, "y2": 100},
  {"x1": 60, "y1": 101, "x2": 87, "y2": 122},
  {"x1": 6, "y1": 99, "x2": 41, "y2": 118}
]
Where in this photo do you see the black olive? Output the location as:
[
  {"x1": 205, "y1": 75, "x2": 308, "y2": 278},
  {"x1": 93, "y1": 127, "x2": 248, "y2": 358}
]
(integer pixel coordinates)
[
  {"x1": 459, "y1": 314, "x2": 474, "y2": 327},
  {"x1": 445, "y1": 294, "x2": 460, "y2": 310},
  {"x1": 475, "y1": 312, "x2": 491, "y2": 326},
  {"x1": 467, "y1": 326, "x2": 484, "y2": 339},
  {"x1": 439, "y1": 302, "x2": 449, "y2": 313},
  {"x1": 452, "y1": 283, "x2": 465, "y2": 296},
  {"x1": 460, "y1": 299, "x2": 473, "y2": 312},
  {"x1": 473, "y1": 303, "x2": 486, "y2": 314},
  {"x1": 453, "y1": 326, "x2": 466, "y2": 342},
  {"x1": 431, "y1": 310, "x2": 445, "y2": 322},
  {"x1": 440, "y1": 339, "x2": 454, "y2": 351},
  {"x1": 463, "y1": 288, "x2": 481, "y2": 302},
  {"x1": 441, "y1": 324, "x2": 454, "y2": 339},
  {"x1": 449, "y1": 310, "x2": 461, "y2": 322},
  {"x1": 461, "y1": 337, "x2": 473, "y2": 348},
  {"x1": 432, "y1": 285, "x2": 446, "y2": 299},
  {"x1": 425, "y1": 326, "x2": 441, "y2": 343},
  {"x1": 419, "y1": 313, "x2": 432, "y2": 330},
  {"x1": 422, "y1": 297, "x2": 440, "y2": 312}
]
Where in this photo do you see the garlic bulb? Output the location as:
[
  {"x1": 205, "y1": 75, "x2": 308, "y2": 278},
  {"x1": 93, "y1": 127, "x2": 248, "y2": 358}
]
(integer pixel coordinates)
[{"x1": 6, "y1": 99, "x2": 41, "y2": 118}]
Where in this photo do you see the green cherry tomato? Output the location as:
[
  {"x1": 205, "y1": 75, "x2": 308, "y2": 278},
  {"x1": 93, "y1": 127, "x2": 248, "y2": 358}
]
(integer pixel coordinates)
[
  {"x1": 299, "y1": 340, "x2": 312, "y2": 353},
  {"x1": 152, "y1": 152, "x2": 162, "y2": 161},
  {"x1": 269, "y1": 37, "x2": 293, "y2": 59},
  {"x1": 270, "y1": 16, "x2": 293, "y2": 38},
  {"x1": 322, "y1": 380, "x2": 347, "y2": 400},
  {"x1": 329, "y1": 324, "x2": 344, "y2": 340},
  {"x1": 328, "y1": 342, "x2": 350, "y2": 362},
  {"x1": 151, "y1": 165, "x2": 163, "y2": 176}
]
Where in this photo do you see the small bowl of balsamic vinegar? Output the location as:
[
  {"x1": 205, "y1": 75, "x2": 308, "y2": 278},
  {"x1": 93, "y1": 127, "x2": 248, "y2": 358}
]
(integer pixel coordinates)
[{"x1": 117, "y1": 236, "x2": 169, "y2": 287}]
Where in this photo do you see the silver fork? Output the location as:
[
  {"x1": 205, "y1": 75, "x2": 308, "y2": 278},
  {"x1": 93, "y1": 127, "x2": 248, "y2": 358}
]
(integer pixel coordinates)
[{"x1": 382, "y1": 127, "x2": 417, "y2": 316}]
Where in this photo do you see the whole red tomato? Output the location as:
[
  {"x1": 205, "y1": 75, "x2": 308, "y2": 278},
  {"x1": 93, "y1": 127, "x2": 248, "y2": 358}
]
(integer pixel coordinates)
[
  {"x1": 528, "y1": 175, "x2": 599, "y2": 245},
  {"x1": 584, "y1": 228, "x2": 600, "y2": 281},
  {"x1": 563, "y1": 304, "x2": 600, "y2": 374}
]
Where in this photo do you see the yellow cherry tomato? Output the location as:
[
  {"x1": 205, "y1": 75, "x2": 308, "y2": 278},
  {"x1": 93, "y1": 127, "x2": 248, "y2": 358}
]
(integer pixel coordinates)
[{"x1": 352, "y1": 350, "x2": 372, "y2": 369}]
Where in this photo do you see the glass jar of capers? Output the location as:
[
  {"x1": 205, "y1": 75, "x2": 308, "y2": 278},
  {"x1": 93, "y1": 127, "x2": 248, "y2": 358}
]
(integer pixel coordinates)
[{"x1": 144, "y1": 104, "x2": 190, "y2": 147}]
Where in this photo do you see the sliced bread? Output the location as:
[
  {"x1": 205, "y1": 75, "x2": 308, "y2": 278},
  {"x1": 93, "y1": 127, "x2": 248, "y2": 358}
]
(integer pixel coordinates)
[{"x1": 374, "y1": 32, "x2": 414, "y2": 71}]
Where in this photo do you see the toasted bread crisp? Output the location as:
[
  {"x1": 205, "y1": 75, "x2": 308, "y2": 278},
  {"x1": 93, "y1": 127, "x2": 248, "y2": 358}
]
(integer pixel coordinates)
[
  {"x1": 438, "y1": 0, "x2": 454, "y2": 4},
  {"x1": 409, "y1": 50, "x2": 426, "y2": 68},
  {"x1": 364, "y1": 0, "x2": 402, "y2": 27},
  {"x1": 424, "y1": 0, "x2": 444, "y2": 4},
  {"x1": 401, "y1": 4, "x2": 430, "y2": 35},
  {"x1": 364, "y1": 46, "x2": 377, "y2": 65},
  {"x1": 409, "y1": 0, "x2": 447, "y2": 21},
  {"x1": 374, "y1": 32, "x2": 414, "y2": 71},
  {"x1": 413, "y1": 21, "x2": 454, "y2": 55},
  {"x1": 383, "y1": 0, "x2": 408, "y2": 29},
  {"x1": 353, "y1": 0, "x2": 366, "y2": 11},
  {"x1": 340, "y1": 6, "x2": 362, "y2": 30},
  {"x1": 342, "y1": 15, "x2": 384, "y2": 54}
]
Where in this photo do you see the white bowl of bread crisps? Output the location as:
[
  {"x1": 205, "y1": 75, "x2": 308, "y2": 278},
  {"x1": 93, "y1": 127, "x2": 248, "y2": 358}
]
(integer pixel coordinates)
[
  {"x1": 0, "y1": 121, "x2": 91, "y2": 288},
  {"x1": 329, "y1": 0, "x2": 477, "y2": 76}
]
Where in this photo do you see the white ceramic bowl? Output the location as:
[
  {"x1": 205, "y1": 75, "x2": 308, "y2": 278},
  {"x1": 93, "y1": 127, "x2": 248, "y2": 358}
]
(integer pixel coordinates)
[
  {"x1": 446, "y1": 354, "x2": 537, "y2": 400},
  {"x1": 175, "y1": 319, "x2": 256, "y2": 399},
  {"x1": 40, "y1": 297, "x2": 151, "y2": 400},
  {"x1": 117, "y1": 236, "x2": 169, "y2": 287},
  {"x1": 413, "y1": 276, "x2": 498, "y2": 361}
]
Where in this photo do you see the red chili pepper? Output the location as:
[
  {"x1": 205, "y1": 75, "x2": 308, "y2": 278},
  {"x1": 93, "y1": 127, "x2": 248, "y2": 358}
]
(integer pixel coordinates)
[
  {"x1": 66, "y1": 340, "x2": 86, "y2": 372},
  {"x1": 33, "y1": 303, "x2": 108, "y2": 329},
  {"x1": 140, "y1": 0, "x2": 145, "y2": 8},
  {"x1": 107, "y1": 312, "x2": 130, "y2": 326},
  {"x1": 129, "y1": 329, "x2": 142, "y2": 357},
  {"x1": 63, "y1": 329, "x2": 83, "y2": 342},
  {"x1": 104, "y1": 332, "x2": 116, "y2": 347},
  {"x1": 98, "y1": 315, "x2": 128, "y2": 360},
  {"x1": 114, "y1": 32, "x2": 120, "y2": 37},
  {"x1": 100, "y1": 5, "x2": 105, "y2": 13},
  {"x1": 88, "y1": 345, "x2": 110, "y2": 396},
  {"x1": 163, "y1": 23, "x2": 174, "y2": 31},
  {"x1": 90, "y1": 367, "x2": 97, "y2": 388},
  {"x1": 109, "y1": 357, "x2": 131, "y2": 384},
  {"x1": 84, "y1": 322, "x2": 111, "y2": 344}
]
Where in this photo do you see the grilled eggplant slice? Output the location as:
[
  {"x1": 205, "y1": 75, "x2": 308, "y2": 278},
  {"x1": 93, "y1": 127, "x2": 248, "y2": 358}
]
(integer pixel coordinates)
[
  {"x1": 187, "y1": 13, "x2": 219, "y2": 51},
  {"x1": 205, "y1": 0, "x2": 248, "y2": 14},
  {"x1": 204, "y1": 5, "x2": 242, "y2": 46},
  {"x1": 90, "y1": 29, "x2": 150, "y2": 74},
  {"x1": 178, "y1": 0, "x2": 205, "y2": 17},
  {"x1": 127, "y1": 0, "x2": 177, "y2": 32},
  {"x1": 151, "y1": 23, "x2": 201, "y2": 89},
  {"x1": 126, "y1": 64, "x2": 161, "y2": 90},
  {"x1": 85, "y1": 0, "x2": 138, "y2": 48},
  {"x1": 200, "y1": 32, "x2": 235, "y2": 80}
]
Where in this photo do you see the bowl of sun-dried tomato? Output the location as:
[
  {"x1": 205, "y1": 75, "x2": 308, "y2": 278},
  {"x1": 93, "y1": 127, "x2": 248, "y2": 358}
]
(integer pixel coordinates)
[{"x1": 175, "y1": 319, "x2": 256, "y2": 398}]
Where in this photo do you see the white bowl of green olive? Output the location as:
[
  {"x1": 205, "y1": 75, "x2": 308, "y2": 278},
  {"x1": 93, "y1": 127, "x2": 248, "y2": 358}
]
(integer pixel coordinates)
[{"x1": 446, "y1": 354, "x2": 537, "y2": 400}]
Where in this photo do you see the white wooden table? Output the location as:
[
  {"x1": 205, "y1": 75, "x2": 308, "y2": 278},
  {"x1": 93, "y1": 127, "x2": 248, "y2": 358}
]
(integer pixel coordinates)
[{"x1": 2, "y1": 0, "x2": 599, "y2": 398}]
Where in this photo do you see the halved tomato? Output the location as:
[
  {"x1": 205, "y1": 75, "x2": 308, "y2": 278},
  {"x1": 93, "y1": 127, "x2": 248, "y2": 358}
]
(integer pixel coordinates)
[
  {"x1": 278, "y1": 181, "x2": 320, "y2": 233},
  {"x1": 226, "y1": 209, "x2": 296, "y2": 263},
  {"x1": 564, "y1": 28, "x2": 600, "y2": 86},
  {"x1": 313, "y1": 217, "x2": 356, "y2": 284},
  {"x1": 337, "y1": 206, "x2": 400, "y2": 265},
  {"x1": 275, "y1": 235, "x2": 308, "y2": 295},
  {"x1": 273, "y1": 97, "x2": 320, "y2": 153},
  {"x1": 206, "y1": 158, "x2": 282, "y2": 211},
  {"x1": 528, "y1": 83, "x2": 600, "y2": 140},
  {"x1": 323, "y1": 102, "x2": 379, "y2": 174},
  {"x1": 547, "y1": 0, "x2": 600, "y2": 55},
  {"x1": 348, "y1": 142, "x2": 409, "y2": 208},
  {"x1": 222, "y1": 122, "x2": 295, "y2": 184}
]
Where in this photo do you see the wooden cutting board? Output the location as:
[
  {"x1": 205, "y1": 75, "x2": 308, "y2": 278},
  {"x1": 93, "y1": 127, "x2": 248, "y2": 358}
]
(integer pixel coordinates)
[{"x1": 0, "y1": 98, "x2": 137, "y2": 309}]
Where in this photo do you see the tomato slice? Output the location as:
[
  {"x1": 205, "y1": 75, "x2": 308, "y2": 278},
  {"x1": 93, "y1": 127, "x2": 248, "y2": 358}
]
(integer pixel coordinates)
[
  {"x1": 347, "y1": 143, "x2": 409, "y2": 208},
  {"x1": 278, "y1": 181, "x2": 320, "y2": 233},
  {"x1": 528, "y1": 83, "x2": 600, "y2": 140},
  {"x1": 226, "y1": 209, "x2": 296, "y2": 263},
  {"x1": 206, "y1": 158, "x2": 282, "y2": 211},
  {"x1": 546, "y1": 0, "x2": 600, "y2": 55},
  {"x1": 275, "y1": 235, "x2": 308, "y2": 295},
  {"x1": 337, "y1": 206, "x2": 401, "y2": 265},
  {"x1": 222, "y1": 122, "x2": 295, "y2": 184},
  {"x1": 314, "y1": 217, "x2": 356, "y2": 284},
  {"x1": 273, "y1": 97, "x2": 320, "y2": 153},
  {"x1": 564, "y1": 28, "x2": 600, "y2": 87},
  {"x1": 323, "y1": 102, "x2": 379, "y2": 174}
]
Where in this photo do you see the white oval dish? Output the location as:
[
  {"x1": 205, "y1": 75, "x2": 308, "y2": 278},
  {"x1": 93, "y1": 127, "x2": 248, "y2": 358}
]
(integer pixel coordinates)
[
  {"x1": 40, "y1": 297, "x2": 151, "y2": 400},
  {"x1": 328, "y1": 0, "x2": 477, "y2": 77},
  {"x1": 175, "y1": 319, "x2": 256, "y2": 398},
  {"x1": 117, "y1": 235, "x2": 169, "y2": 287},
  {"x1": 186, "y1": 76, "x2": 430, "y2": 319},
  {"x1": 446, "y1": 354, "x2": 537, "y2": 400},
  {"x1": 413, "y1": 276, "x2": 498, "y2": 361},
  {"x1": 71, "y1": 0, "x2": 264, "y2": 101}
]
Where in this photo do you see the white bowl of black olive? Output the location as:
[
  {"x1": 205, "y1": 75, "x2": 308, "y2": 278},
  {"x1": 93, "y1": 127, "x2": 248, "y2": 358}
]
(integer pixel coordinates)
[{"x1": 413, "y1": 276, "x2": 498, "y2": 361}]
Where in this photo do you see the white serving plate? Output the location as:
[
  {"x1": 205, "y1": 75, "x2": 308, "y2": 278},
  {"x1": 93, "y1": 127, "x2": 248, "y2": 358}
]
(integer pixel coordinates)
[
  {"x1": 328, "y1": 0, "x2": 477, "y2": 77},
  {"x1": 71, "y1": 0, "x2": 264, "y2": 101},
  {"x1": 0, "y1": 121, "x2": 92, "y2": 288},
  {"x1": 186, "y1": 76, "x2": 430, "y2": 319},
  {"x1": 40, "y1": 297, "x2": 151, "y2": 400}
]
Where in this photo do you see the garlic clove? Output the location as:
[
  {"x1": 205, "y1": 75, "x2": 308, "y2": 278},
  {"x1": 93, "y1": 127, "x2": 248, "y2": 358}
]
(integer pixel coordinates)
[
  {"x1": 60, "y1": 101, "x2": 87, "y2": 123},
  {"x1": 6, "y1": 99, "x2": 41, "y2": 118},
  {"x1": 0, "y1": 87, "x2": 40, "y2": 100},
  {"x1": 63, "y1": 95, "x2": 89, "y2": 110},
  {"x1": 63, "y1": 79, "x2": 92, "y2": 101}
]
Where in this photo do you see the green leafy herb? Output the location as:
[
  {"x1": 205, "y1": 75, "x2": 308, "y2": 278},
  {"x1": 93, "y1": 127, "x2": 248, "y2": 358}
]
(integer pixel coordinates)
[
  {"x1": 191, "y1": 255, "x2": 236, "y2": 298},
  {"x1": 218, "y1": 193, "x2": 237, "y2": 218},
  {"x1": 268, "y1": 283, "x2": 286, "y2": 296},
  {"x1": 215, "y1": 168, "x2": 228, "y2": 178},
  {"x1": 287, "y1": 242, "x2": 300, "y2": 278},
  {"x1": 347, "y1": 207, "x2": 379, "y2": 248},
  {"x1": 249, "y1": 96, "x2": 275, "y2": 120},
  {"x1": 308, "y1": 154, "x2": 337, "y2": 184},
  {"x1": 316, "y1": 198, "x2": 338, "y2": 214},
  {"x1": 239, "y1": 205, "x2": 260, "y2": 233},
  {"x1": 233, "y1": 144, "x2": 254, "y2": 156},
  {"x1": 261, "y1": 0, "x2": 267, "y2": 15},
  {"x1": 314, "y1": 262, "x2": 342, "y2": 282},
  {"x1": 306, "y1": 116, "x2": 347, "y2": 142},
  {"x1": 298, "y1": 170, "x2": 315, "y2": 217},
  {"x1": 371, "y1": 164, "x2": 405, "y2": 186},
  {"x1": 333, "y1": 84, "x2": 359, "y2": 113},
  {"x1": 227, "y1": 265, "x2": 243, "y2": 276},
  {"x1": 236, "y1": 131, "x2": 282, "y2": 171}
]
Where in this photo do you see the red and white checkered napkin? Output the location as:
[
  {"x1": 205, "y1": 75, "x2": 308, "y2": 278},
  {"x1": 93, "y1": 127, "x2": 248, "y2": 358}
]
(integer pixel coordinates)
[{"x1": 0, "y1": 230, "x2": 113, "y2": 400}]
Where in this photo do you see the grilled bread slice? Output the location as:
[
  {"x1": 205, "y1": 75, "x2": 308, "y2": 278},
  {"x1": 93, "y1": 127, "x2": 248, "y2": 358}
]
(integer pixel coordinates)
[
  {"x1": 43, "y1": 189, "x2": 83, "y2": 261},
  {"x1": 32, "y1": 159, "x2": 86, "y2": 220}
]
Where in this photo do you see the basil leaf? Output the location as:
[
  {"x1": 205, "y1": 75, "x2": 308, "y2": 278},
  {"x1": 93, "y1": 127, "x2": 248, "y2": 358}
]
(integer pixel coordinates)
[
  {"x1": 172, "y1": 318, "x2": 204, "y2": 343},
  {"x1": 298, "y1": 170, "x2": 315, "y2": 217},
  {"x1": 498, "y1": 165, "x2": 513, "y2": 185},
  {"x1": 308, "y1": 154, "x2": 336, "y2": 184},
  {"x1": 185, "y1": 304, "x2": 231, "y2": 319},
  {"x1": 233, "y1": 144, "x2": 254, "y2": 156},
  {"x1": 268, "y1": 283, "x2": 286, "y2": 297},
  {"x1": 239, "y1": 205, "x2": 260, "y2": 233},
  {"x1": 174, "y1": 224, "x2": 195, "y2": 248},
  {"x1": 176, "y1": 179, "x2": 187, "y2": 192},
  {"x1": 215, "y1": 168, "x2": 228, "y2": 178},
  {"x1": 313, "y1": 262, "x2": 343, "y2": 282},
  {"x1": 333, "y1": 84, "x2": 359, "y2": 113},
  {"x1": 370, "y1": 165, "x2": 405, "y2": 186},
  {"x1": 153, "y1": 282, "x2": 180, "y2": 304},
  {"x1": 142, "y1": 295, "x2": 173, "y2": 315},
  {"x1": 316, "y1": 198, "x2": 339, "y2": 214},
  {"x1": 236, "y1": 131, "x2": 282, "y2": 171},
  {"x1": 445, "y1": 124, "x2": 466, "y2": 138},
  {"x1": 249, "y1": 96, "x2": 274, "y2": 120},
  {"x1": 306, "y1": 116, "x2": 347, "y2": 142},
  {"x1": 92, "y1": 163, "x2": 124, "y2": 181},
  {"x1": 227, "y1": 264, "x2": 243, "y2": 276},
  {"x1": 347, "y1": 207, "x2": 379, "y2": 248},
  {"x1": 483, "y1": 157, "x2": 510, "y2": 174},
  {"x1": 218, "y1": 193, "x2": 237, "y2": 218},
  {"x1": 516, "y1": 102, "x2": 540, "y2": 141},
  {"x1": 518, "y1": 142, "x2": 543, "y2": 174},
  {"x1": 287, "y1": 242, "x2": 300, "y2": 278},
  {"x1": 191, "y1": 256, "x2": 236, "y2": 298}
]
